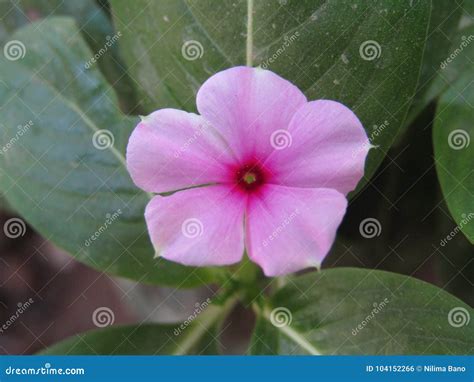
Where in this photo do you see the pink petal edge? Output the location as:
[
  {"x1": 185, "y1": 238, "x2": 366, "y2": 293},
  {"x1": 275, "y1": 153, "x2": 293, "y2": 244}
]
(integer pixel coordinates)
[
  {"x1": 265, "y1": 100, "x2": 371, "y2": 195},
  {"x1": 245, "y1": 185, "x2": 347, "y2": 276},
  {"x1": 196, "y1": 66, "x2": 307, "y2": 163},
  {"x1": 126, "y1": 109, "x2": 235, "y2": 194},
  {"x1": 145, "y1": 185, "x2": 246, "y2": 267}
]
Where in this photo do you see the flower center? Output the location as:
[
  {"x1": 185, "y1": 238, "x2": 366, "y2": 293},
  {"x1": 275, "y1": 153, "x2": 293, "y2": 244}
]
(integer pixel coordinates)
[
  {"x1": 243, "y1": 171, "x2": 257, "y2": 184},
  {"x1": 235, "y1": 163, "x2": 266, "y2": 192}
]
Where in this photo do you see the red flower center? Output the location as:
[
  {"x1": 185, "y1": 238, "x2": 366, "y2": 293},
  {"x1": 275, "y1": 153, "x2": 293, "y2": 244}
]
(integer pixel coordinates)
[{"x1": 235, "y1": 163, "x2": 266, "y2": 192}]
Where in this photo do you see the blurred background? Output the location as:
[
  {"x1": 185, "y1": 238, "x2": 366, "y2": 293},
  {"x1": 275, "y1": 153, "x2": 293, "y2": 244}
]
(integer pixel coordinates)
[{"x1": 0, "y1": 0, "x2": 472, "y2": 354}]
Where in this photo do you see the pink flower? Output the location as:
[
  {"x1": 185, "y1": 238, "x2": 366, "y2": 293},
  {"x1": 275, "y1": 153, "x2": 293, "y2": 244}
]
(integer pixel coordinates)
[{"x1": 126, "y1": 67, "x2": 370, "y2": 276}]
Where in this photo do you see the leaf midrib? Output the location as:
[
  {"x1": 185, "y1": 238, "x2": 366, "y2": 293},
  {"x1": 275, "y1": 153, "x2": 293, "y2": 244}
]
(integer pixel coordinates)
[
  {"x1": 12, "y1": 60, "x2": 153, "y2": 201},
  {"x1": 173, "y1": 296, "x2": 238, "y2": 355},
  {"x1": 260, "y1": 306, "x2": 321, "y2": 355}
]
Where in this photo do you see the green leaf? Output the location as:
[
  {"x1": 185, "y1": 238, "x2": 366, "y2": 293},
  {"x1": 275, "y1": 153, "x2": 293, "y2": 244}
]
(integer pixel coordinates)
[
  {"x1": 459, "y1": 2, "x2": 473, "y2": 31},
  {"x1": 0, "y1": 18, "x2": 219, "y2": 287},
  {"x1": 248, "y1": 315, "x2": 279, "y2": 355},
  {"x1": 0, "y1": 0, "x2": 137, "y2": 112},
  {"x1": 42, "y1": 324, "x2": 223, "y2": 355},
  {"x1": 433, "y1": 71, "x2": 474, "y2": 243},
  {"x1": 404, "y1": 0, "x2": 464, "y2": 126},
  {"x1": 250, "y1": 268, "x2": 474, "y2": 355},
  {"x1": 0, "y1": 2, "x2": 29, "y2": 44},
  {"x1": 41, "y1": 299, "x2": 234, "y2": 355},
  {"x1": 409, "y1": 25, "x2": 474, "y2": 126},
  {"x1": 110, "y1": 0, "x2": 431, "y2": 189}
]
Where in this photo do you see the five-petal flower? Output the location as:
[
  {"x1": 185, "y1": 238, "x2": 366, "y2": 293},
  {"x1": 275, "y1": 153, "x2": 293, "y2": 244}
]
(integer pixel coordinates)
[{"x1": 126, "y1": 66, "x2": 370, "y2": 276}]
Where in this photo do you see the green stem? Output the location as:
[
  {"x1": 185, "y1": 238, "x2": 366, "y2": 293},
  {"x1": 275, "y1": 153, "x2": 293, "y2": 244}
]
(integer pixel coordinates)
[
  {"x1": 253, "y1": 304, "x2": 321, "y2": 356},
  {"x1": 231, "y1": 254, "x2": 260, "y2": 285},
  {"x1": 246, "y1": 0, "x2": 254, "y2": 66},
  {"x1": 173, "y1": 296, "x2": 238, "y2": 355}
]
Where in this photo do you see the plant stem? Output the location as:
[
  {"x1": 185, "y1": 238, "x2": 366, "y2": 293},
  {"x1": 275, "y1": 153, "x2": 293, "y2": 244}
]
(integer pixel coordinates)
[
  {"x1": 174, "y1": 296, "x2": 238, "y2": 355},
  {"x1": 232, "y1": 254, "x2": 260, "y2": 285},
  {"x1": 246, "y1": 0, "x2": 254, "y2": 66},
  {"x1": 252, "y1": 304, "x2": 322, "y2": 355}
]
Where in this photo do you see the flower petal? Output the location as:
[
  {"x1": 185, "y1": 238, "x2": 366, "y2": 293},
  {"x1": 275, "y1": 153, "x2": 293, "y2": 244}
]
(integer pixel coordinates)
[
  {"x1": 126, "y1": 109, "x2": 235, "y2": 193},
  {"x1": 265, "y1": 100, "x2": 370, "y2": 195},
  {"x1": 145, "y1": 186, "x2": 246, "y2": 266},
  {"x1": 196, "y1": 66, "x2": 307, "y2": 162},
  {"x1": 245, "y1": 185, "x2": 347, "y2": 276}
]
